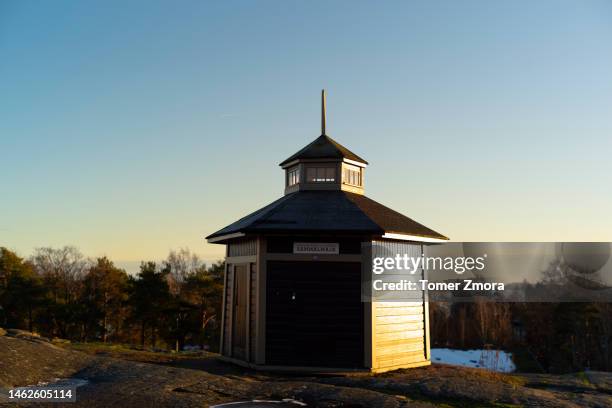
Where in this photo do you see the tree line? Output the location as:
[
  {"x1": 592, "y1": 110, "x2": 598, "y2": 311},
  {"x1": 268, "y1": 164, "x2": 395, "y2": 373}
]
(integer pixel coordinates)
[
  {"x1": 0, "y1": 246, "x2": 223, "y2": 351},
  {"x1": 430, "y1": 258, "x2": 612, "y2": 373},
  {"x1": 430, "y1": 300, "x2": 612, "y2": 373}
]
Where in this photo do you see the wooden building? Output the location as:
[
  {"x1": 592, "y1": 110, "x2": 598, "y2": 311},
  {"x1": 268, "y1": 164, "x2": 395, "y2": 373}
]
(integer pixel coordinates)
[{"x1": 206, "y1": 91, "x2": 448, "y2": 373}]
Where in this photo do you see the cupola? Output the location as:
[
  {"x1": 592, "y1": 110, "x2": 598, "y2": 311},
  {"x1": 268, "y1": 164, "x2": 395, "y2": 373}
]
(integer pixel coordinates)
[{"x1": 279, "y1": 90, "x2": 368, "y2": 195}]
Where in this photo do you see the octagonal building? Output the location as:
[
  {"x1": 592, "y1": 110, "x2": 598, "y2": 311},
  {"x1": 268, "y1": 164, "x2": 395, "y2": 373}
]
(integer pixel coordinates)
[{"x1": 206, "y1": 91, "x2": 448, "y2": 372}]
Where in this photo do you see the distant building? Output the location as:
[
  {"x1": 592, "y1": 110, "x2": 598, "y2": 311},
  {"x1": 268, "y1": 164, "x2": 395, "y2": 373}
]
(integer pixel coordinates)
[{"x1": 206, "y1": 91, "x2": 448, "y2": 372}]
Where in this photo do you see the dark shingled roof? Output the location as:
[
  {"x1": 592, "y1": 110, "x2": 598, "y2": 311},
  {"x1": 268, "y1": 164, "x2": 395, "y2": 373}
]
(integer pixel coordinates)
[
  {"x1": 279, "y1": 135, "x2": 368, "y2": 167},
  {"x1": 206, "y1": 190, "x2": 447, "y2": 241}
]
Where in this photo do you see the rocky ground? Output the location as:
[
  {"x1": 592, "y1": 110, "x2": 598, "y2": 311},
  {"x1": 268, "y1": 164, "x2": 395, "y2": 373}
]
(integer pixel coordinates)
[{"x1": 0, "y1": 331, "x2": 611, "y2": 407}]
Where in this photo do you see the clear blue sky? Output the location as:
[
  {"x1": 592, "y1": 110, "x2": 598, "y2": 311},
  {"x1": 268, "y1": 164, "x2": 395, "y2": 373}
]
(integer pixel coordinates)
[{"x1": 2, "y1": 1, "x2": 612, "y2": 272}]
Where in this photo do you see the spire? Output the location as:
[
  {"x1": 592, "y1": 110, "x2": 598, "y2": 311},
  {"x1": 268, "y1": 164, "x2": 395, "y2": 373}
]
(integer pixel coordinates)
[{"x1": 321, "y1": 89, "x2": 327, "y2": 136}]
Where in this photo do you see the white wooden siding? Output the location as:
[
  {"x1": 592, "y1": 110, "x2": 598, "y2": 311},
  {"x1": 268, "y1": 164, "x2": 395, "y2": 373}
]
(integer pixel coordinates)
[{"x1": 371, "y1": 240, "x2": 428, "y2": 370}]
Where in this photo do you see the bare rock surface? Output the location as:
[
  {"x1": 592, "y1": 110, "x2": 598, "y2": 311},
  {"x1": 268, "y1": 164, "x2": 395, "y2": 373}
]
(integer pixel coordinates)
[
  {"x1": 321, "y1": 365, "x2": 612, "y2": 407},
  {"x1": 1, "y1": 335, "x2": 611, "y2": 407},
  {"x1": 0, "y1": 335, "x2": 93, "y2": 389},
  {"x1": 0, "y1": 336, "x2": 427, "y2": 407}
]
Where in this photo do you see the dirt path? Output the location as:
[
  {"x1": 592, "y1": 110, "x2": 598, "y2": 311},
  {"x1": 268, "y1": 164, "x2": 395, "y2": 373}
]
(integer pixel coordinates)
[{"x1": 1, "y1": 334, "x2": 611, "y2": 407}]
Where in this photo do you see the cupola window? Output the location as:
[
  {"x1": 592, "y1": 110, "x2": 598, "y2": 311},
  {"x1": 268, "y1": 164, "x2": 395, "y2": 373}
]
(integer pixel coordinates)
[
  {"x1": 343, "y1": 164, "x2": 362, "y2": 187},
  {"x1": 287, "y1": 166, "x2": 300, "y2": 186},
  {"x1": 307, "y1": 167, "x2": 336, "y2": 183}
]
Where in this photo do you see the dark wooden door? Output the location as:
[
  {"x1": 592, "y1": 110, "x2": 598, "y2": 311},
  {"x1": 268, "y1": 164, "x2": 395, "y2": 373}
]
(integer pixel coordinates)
[
  {"x1": 266, "y1": 261, "x2": 363, "y2": 367},
  {"x1": 232, "y1": 264, "x2": 248, "y2": 359}
]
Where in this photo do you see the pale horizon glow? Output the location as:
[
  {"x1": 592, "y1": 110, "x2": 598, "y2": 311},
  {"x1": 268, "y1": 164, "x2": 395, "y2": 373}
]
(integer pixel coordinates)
[{"x1": 2, "y1": 1, "x2": 612, "y2": 274}]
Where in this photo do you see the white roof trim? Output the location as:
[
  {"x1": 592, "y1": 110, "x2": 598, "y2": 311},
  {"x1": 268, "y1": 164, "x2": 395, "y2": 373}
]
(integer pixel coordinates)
[
  {"x1": 343, "y1": 158, "x2": 367, "y2": 168},
  {"x1": 207, "y1": 232, "x2": 246, "y2": 243},
  {"x1": 280, "y1": 159, "x2": 300, "y2": 169},
  {"x1": 382, "y1": 232, "x2": 447, "y2": 243}
]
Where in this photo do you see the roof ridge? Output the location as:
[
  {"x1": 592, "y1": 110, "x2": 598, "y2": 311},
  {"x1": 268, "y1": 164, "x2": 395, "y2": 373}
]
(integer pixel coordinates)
[
  {"x1": 279, "y1": 134, "x2": 368, "y2": 166},
  {"x1": 343, "y1": 191, "x2": 449, "y2": 240},
  {"x1": 251, "y1": 192, "x2": 300, "y2": 225},
  {"x1": 322, "y1": 135, "x2": 347, "y2": 156},
  {"x1": 204, "y1": 193, "x2": 295, "y2": 239}
]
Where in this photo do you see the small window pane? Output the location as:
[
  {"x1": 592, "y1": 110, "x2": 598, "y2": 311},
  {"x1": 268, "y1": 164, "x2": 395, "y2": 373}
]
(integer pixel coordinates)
[
  {"x1": 343, "y1": 166, "x2": 362, "y2": 186},
  {"x1": 307, "y1": 168, "x2": 316, "y2": 182},
  {"x1": 287, "y1": 167, "x2": 300, "y2": 186},
  {"x1": 326, "y1": 167, "x2": 335, "y2": 181},
  {"x1": 316, "y1": 167, "x2": 325, "y2": 181}
]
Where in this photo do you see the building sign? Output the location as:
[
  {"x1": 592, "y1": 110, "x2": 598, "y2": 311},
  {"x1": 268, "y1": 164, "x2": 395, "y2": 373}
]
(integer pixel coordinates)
[{"x1": 293, "y1": 242, "x2": 339, "y2": 255}]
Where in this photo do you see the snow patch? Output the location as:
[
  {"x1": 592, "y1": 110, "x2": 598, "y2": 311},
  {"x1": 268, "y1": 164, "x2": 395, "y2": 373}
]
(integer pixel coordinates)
[{"x1": 431, "y1": 348, "x2": 516, "y2": 372}]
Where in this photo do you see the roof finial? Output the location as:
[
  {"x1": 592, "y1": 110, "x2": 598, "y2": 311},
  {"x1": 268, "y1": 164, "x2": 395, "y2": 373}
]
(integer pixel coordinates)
[{"x1": 321, "y1": 89, "x2": 327, "y2": 136}]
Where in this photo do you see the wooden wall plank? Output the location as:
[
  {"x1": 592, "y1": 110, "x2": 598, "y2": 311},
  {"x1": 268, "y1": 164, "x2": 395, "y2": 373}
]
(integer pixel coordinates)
[
  {"x1": 249, "y1": 263, "x2": 257, "y2": 363},
  {"x1": 255, "y1": 237, "x2": 267, "y2": 364},
  {"x1": 376, "y1": 329, "x2": 424, "y2": 342},
  {"x1": 376, "y1": 306, "x2": 424, "y2": 316},
  {"x1": 377, "y1": 342, "x2": 423, "y2": 356},
  {"x1": 376, "y1": 321, "x2": 424, "y2": 334},
  {"x1": 376, "y1": 314, "x2": 423, "y2": 324},
  {"x1": 376, "y1": 337, "x2": 425, "y2": 348},
  {"x1": 376, "y1": 301, "x2": 423, "y2": 308},
  {"x1": 377, "y1": 352, "x2": 427, "y2": 366},
  {"x1": 225, "y1": 265, "x2": 234, "y2": 357},
  {"x1": 219, "y1": 262, "x2": 229, "y2": 355},
  {"x1": 245, "y1": 263, "x2": 251, "y2": 362}
]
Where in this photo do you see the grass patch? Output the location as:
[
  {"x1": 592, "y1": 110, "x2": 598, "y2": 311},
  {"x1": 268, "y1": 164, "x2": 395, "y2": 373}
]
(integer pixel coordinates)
[
  {"x1": 382, "y1": 365, "x2": 527, "y2": 388},
  {"x1": 64, "y1": 342, "x2": 211, "y2": 364},
  {"x1": 576, "y1": 371, "x2": 592, "y2": 386}
]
